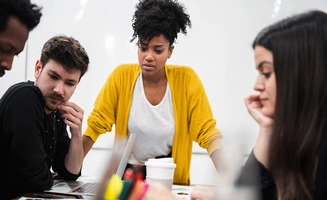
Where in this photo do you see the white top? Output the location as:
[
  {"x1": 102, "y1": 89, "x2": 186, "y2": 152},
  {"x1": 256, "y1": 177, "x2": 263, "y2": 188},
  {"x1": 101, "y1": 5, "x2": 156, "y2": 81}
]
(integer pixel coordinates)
[{"x1": 127, "y1": 73, "x2": 175, "y2": 165}]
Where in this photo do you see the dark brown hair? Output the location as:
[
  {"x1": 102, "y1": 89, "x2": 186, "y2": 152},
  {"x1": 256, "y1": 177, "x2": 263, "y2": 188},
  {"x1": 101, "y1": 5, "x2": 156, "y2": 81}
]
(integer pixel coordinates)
[{"x1": 40, "y1": 35, "x2": 90, "y2": 79}]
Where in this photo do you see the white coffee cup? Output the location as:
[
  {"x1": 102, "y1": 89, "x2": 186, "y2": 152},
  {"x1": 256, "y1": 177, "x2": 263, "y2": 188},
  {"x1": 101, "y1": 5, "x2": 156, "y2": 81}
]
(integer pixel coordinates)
[{"x1": 145, "y1": 158, "x2": 176, "y2": 190}]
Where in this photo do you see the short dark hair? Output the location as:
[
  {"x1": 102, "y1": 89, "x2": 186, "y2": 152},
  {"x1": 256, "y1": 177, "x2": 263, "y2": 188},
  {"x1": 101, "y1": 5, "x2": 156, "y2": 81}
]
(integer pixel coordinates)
[
  {"x1": 130, "y1": 0, "x2": 191, "y2": 46},
  {"x1": 40, "y1": 35, "x2": 90, "y2": 79},
  {"x1": 253, "y1": 10, "x2": 327, "y2": 199},
  {"x1": 0, "y1": 0, "x2": 42, "y2": 31}
]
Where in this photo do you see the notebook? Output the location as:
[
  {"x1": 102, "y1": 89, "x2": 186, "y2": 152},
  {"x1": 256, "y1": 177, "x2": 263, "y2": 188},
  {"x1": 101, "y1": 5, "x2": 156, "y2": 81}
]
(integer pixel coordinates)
[{"x1": 43, "y1": 133, "x2": 137, "y2": 197}]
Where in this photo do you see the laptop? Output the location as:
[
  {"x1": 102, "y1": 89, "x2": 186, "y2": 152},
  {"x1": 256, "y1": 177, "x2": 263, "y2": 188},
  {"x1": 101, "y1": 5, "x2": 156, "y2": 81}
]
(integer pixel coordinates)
[{"x1": 44, "y1": 133, "x2": 137, "y2": 197}]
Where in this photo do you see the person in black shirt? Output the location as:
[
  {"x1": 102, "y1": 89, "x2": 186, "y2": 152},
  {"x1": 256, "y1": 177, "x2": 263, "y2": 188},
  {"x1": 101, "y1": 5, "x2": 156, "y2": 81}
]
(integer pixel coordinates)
[
  {"x1": 238, "y1": 10, "x2": 327, "y2": 200},
  {"x1": 190, "y1": 10, "x2": 327, "y2": 200},
  {"x1": 0, "y1": 35, "x2": 89, "y2": 199}
]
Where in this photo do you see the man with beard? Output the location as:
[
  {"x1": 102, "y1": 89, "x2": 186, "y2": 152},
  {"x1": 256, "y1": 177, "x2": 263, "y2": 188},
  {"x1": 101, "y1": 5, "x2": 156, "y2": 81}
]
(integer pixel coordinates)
[
  {"x1": 0, "y1": 35, "x2": 89, "y2": 199},
  {"x1": 0, "y1": 0, "x2": 42, "y2": 78}
]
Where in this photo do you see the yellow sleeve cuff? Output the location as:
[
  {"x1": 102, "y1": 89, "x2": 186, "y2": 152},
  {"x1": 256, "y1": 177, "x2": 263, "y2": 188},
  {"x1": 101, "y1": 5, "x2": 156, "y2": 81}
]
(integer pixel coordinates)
[{"x1": 84, "y1": 126, "x2": 101, "y2": 142}]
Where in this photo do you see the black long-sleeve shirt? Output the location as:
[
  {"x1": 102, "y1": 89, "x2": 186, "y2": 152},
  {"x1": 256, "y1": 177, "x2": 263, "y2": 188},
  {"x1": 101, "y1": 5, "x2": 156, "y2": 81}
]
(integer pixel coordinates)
[
  {"x1": 236, "y1": 124, "x2": 327, "y2": 200},
  {"x1": 0, "y1": 81, "x2": 80, "y2": 199}
]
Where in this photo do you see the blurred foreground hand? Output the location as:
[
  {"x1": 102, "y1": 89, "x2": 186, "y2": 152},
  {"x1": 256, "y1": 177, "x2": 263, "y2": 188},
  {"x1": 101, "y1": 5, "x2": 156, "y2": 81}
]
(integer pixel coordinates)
[
  {"x1": 190, "y1": 185, "x2": 216, "y2": 200},
  {"x1": 143, "y1": 181, "x2": 177, "y2": 200}
]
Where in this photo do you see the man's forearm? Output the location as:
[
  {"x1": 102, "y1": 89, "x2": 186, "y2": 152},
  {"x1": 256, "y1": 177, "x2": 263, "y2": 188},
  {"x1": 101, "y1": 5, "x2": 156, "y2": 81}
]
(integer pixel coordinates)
[{"x1": 65, "y1": 134, "x2": 84, "y2": 175}]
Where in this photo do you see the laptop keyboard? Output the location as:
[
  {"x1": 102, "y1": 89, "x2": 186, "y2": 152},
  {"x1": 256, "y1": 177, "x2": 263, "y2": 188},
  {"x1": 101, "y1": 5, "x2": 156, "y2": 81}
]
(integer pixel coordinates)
[{"x1": 72, "y1": 182, "x2": 100, "y2": 194}]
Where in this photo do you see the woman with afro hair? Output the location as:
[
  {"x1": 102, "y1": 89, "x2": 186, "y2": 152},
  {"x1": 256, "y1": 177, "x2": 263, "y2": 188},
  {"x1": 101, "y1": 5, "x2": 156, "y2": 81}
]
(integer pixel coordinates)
[{"x1": 83, "y1": 0, "x2": 223, "y2": 186}]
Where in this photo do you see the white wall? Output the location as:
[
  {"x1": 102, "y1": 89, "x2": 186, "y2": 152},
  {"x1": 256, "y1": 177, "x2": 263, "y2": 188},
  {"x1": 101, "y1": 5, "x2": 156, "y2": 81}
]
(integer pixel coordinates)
[{"x1": 1, "y1": 0, "x2": 327, "y2": 185}]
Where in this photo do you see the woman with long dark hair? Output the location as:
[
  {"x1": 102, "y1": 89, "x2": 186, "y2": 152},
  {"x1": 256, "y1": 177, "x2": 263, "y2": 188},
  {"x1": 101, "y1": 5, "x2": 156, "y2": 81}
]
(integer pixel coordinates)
[{"x1": 236, "y1": 10, "x2": 327, "y2": 200}]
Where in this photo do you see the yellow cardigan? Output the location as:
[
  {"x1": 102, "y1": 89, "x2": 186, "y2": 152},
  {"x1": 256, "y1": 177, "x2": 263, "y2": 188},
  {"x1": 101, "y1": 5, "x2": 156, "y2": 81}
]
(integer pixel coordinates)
[{"x1": 84, "y1": 63, "x2": 222, "y2": 185}]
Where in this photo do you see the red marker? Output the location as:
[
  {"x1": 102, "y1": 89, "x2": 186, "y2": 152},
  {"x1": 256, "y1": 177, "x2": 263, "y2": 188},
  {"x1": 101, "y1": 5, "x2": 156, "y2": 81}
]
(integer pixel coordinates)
[{"x1": 123, "y1": 168, "x2": 133, "y2": 180}]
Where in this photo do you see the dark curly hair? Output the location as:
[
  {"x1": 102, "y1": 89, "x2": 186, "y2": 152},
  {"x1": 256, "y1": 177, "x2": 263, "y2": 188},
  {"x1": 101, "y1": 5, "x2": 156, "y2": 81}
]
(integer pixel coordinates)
[
  {"x1": 130, "y1": 0, "x2": 191, "y2": 46},
  {"x1": 40, "y1": 35, "x2": 90, "y2": 79},
  {"x1": 0, "y1": 0, "x2": 42, "y2": 31}
]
